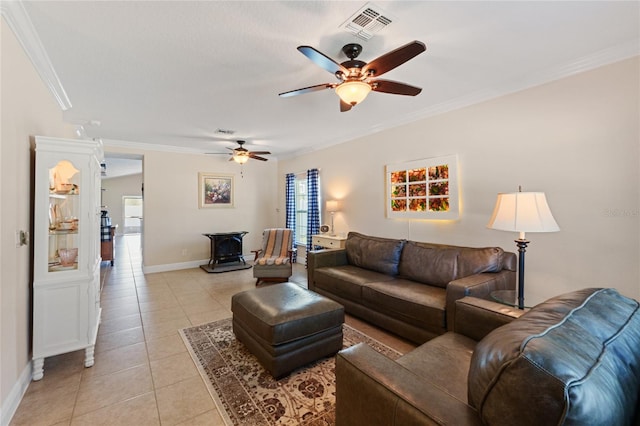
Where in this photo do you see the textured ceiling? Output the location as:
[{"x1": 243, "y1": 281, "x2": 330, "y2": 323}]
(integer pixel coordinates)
[{"x1": 16, "y1": 1, "x2": 640, "y2": 162}]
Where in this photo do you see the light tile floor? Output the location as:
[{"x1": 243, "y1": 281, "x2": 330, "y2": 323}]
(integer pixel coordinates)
[{"x1": 11, "y1": 234, "x2": 416, "y2": 425}]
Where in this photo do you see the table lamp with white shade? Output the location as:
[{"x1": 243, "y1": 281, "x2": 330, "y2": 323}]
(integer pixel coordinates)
[{"x1": 487, "y1": 188, "x2": 560, "y2": 309}]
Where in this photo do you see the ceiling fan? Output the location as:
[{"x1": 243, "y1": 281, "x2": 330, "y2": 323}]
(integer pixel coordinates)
[
  {"x1": 207, "y1": 140, "x2": 271, "y2": 164},
  {"x1": 279, "y1": 40, "x2": 426, "y2": 112}
]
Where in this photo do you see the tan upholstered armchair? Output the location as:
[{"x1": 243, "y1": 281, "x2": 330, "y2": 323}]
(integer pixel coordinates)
[{"x1": 252, "y1": 228, "x2": 295, "y2": 286}]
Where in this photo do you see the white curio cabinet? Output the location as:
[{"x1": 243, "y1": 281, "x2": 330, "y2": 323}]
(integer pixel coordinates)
[{"x1": 32, "y1": 136, "x2": 103, "y2": 380}]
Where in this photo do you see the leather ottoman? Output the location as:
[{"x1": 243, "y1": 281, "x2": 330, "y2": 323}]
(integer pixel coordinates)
[{"x1": 231, "y1": 282, "x2": 345, "y2": 379}]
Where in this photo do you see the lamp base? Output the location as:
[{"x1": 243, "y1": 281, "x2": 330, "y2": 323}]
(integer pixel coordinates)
[
  {"x1": 514, "y1": 238, "x2": 530, "y2": 310},
  {"x1": 330, "y1": 212, "x2": 335, "y2": 236}
]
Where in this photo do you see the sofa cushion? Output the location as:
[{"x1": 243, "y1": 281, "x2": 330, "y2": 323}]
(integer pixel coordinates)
[
  {"x1": 362, "y1": 278, "x2": 447, "y2": 330},
  {"x1": 345, "y1": 232, "x2": 404, "y2": 276},
  {"x1": 468, "y1": 288, "x2": 640, "y2": 426},
  {"x1": 397, "y1": 241, "x2": 459, "y2": 288},
  {"x1": 457, "y1": 247, "x2": 503, "y2": 277},
  {"x1": 314, "y1": 265, "x2": 395, "y2": 303}
]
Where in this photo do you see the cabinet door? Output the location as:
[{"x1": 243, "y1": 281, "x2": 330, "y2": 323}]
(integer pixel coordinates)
[
  {"x1": 33, "y1": 280, "x2": 89, "y2": 355},
  {"x1": 34, "y1": 140, "x2": 102, "y2": 282}
]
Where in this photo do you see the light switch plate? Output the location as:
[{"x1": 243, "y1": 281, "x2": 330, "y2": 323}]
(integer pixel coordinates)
[{"x1": 16, "y1": 230, "x2": 29, "y2": 247}]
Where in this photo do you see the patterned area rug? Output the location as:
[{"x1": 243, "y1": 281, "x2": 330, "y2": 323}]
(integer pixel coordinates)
[{"x1": 180, "y1": 317, "x2": 402, "y2": 425}]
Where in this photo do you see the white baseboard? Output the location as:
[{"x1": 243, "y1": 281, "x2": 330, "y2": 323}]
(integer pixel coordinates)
[
  {"x1": 141, "y1": 254, "x2": 257, "y2": 274},
  {"x1": 1, "y1": 362, "x2": 32, "y2": 426},
  {"x1": 142, "y1": 258, "x2": 209, "y2": 274}
]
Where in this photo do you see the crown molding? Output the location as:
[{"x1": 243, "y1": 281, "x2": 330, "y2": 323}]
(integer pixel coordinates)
[
  {"x1": 401, "y1": 40, "x2": 640, "y2": 126},
  {"x1": 1, "y1": 0, "x2": 72, "y2": 110},
  {"x1": 103, "y1": 138, "x2": 206, "y2": 154}
]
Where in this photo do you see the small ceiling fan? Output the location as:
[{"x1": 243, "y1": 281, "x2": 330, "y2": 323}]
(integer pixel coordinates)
[
  {"x1": 207, "y1": 140, "x2": 271, "y2": 164},
  {"x1": 279, "y1": 40, "x2": 426, "y2": 112}
]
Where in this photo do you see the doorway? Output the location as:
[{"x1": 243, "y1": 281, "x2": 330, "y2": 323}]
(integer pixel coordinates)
[{"x1": 101, "y1": 153, "x2": 144, "y2": 262}]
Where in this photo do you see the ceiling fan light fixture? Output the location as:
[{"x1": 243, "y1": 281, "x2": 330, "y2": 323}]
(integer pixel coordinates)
[
  {"x1": 335, "y1": 80, "x2": 371, "y2": 106},
  {"x1": 233, "y1": 153, "x2": 249, "y2": 164}
]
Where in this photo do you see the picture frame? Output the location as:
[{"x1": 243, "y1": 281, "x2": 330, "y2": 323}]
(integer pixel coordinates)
[
  {"x1": 385, "y1": 154, "x2": 459, "y2": 220},
  {"x1": 198, "y1": 173, "x2": 234, "y2": 208}
]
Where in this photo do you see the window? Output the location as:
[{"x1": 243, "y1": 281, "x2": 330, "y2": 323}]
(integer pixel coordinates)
[{"x1": 294, "y1": 175, "x2": 308, "y2": 245}]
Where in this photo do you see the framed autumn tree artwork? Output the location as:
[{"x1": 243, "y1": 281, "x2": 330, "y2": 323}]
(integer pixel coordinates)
[{"x1": 385, "y1": 155, "x2": 459, "y2": 220}]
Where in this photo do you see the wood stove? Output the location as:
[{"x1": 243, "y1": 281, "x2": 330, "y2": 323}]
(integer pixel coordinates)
[{"x1": 201, "y1": 231, "x2": 248, "y2": 271}]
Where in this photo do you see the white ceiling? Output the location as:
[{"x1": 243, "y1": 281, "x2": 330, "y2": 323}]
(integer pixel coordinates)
[{"x1": 13, "y1": 1, "x2": 640, "y2": 162}]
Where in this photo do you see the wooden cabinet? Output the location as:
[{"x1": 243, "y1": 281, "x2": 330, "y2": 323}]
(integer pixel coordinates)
[
  {"x1": 101, "y1": 225, "x2": 116, "y2": 266},
  {"x1": 32, "y1": 136, "x2": 103, "y2": 381},
  {"x1": 312, "y1": 234, "x2": 347, "y2": 250}
]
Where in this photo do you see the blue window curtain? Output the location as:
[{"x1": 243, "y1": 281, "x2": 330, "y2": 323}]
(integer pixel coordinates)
[
  {"x1": 285, "y1": 173, "x2": 297, "y2": 262},
  {"x1": 306, "y1": 169, "x2": 320, "y2": 256}
]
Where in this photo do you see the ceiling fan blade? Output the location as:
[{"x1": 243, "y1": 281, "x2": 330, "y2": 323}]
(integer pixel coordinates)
[
  {"x1": 248, "y1": 154, "x2": 268, "y2": 161},
  {"x1": 249, "y1": 151, "x2": 271, "y2": 155},
  {"x1": 340, "y1": 100, "x2": 352, "y2": 112},
  {"x1": 297, "y1": 46, "x2": 350, "y2": 76},
  {"x1": 279, "y1": 83, "x2": 334, "y2": 97},
  {"x1": 205, "y1": 152, "x2": 230, "y2": 155},
  {"x1": 371, "y1": 79, "x2": 422, "y2": 96},
  {"x1": 362, "y1": 41, "x2": 426, "y2": 77}
]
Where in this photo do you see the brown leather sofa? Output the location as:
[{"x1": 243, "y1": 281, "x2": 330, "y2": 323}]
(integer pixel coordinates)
[
  {"x1": 307, "y1": 232, "x2": 516, "y2": 343},
  {"x1": 336, "y1": 288, "x2": 640, "y2": 425}
]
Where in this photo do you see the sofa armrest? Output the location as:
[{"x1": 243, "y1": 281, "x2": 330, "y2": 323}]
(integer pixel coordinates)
[
  {"x1": 445, "y1": 269, "x2": 516, "y2": 331},
  {"x1": 336, "y1": 343, "x2": 482, "y2": 426},
  {"x1": 306, "y1": 249, "x2": 348, "y2": 291},
  {"x1": 454, "y1": 297, "x2": 524, "y2": 341}
]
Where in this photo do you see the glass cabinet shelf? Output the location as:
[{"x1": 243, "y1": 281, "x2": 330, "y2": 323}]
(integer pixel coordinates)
[
  {"x1": 47, "y1": 160, "x2": 80, "y2": 273},
  {"x1": 49, "y1": 230, "x2": 78, "y2": 235}
]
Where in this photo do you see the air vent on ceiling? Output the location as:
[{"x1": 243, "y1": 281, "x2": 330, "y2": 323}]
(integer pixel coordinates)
[
  {"x1": 340, "y1": 3, "x2": 393, "y2": 40},
  {"x1": 215, "y1": 128, "x2": 236, "y2": 135}
]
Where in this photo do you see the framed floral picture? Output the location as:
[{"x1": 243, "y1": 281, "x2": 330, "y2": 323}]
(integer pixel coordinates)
[
  {"x1": 198, "y1": 173, "x2": 234, "y2": 208},
  {"x1": 385, "y1": 155, "x2": 459, "y2": 220}
]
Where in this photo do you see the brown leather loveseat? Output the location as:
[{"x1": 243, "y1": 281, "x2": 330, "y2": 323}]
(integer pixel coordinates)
[
  {"x1": 307, "y1": 232, "x2": 516, "y2": 343},
  {"x1": 336, "y1": 288, "x2": 640, "y2": 425}
]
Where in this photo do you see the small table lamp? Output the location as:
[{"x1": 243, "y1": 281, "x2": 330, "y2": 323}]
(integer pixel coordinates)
[
  {"x1": 326, "y1": 200, "x2": 340, "y2": 236},
  {"x1": 487, "y1": 189, "x2": 559, "y2": 309}
]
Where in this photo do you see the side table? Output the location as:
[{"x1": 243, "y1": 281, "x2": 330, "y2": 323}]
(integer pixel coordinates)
[{"x1": 312, "y1": 234, "x2": 347, "y2": 250}]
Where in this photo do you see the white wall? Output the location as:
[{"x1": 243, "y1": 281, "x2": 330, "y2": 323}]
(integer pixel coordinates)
[
  {"x1": 101, "y1": 173, "x2": 143, "y2": 236},
  {"x1": 278, "y1": 57, "x2": 640, "y2": 305},
  {"x1": 0, "y1": 17, "x2": 75, "y2": 424}
]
